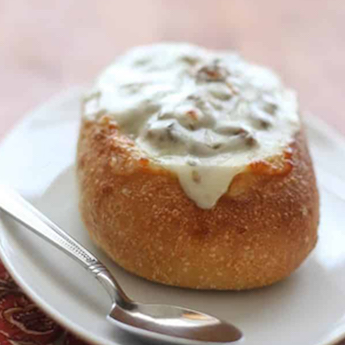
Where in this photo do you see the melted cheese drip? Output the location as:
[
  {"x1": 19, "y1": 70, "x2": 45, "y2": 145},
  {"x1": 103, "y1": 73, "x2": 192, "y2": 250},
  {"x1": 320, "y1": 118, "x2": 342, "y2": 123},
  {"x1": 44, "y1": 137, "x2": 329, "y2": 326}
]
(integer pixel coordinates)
[{"x1": 83, "y1": 43, "x2": 300, "y2": 209}]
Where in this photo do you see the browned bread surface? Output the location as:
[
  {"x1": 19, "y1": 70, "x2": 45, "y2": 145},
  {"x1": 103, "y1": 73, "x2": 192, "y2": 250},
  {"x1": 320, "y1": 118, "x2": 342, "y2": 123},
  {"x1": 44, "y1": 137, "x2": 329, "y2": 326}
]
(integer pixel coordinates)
[{"x1": 77, "y1": 117, "x2": 319, "y2": 290}]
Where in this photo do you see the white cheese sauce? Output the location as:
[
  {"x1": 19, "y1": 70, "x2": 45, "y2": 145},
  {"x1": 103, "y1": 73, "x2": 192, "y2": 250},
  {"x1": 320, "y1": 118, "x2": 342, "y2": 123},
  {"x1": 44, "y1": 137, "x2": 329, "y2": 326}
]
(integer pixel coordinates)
[{"x1": 83, "y1": 43, "x2": 300, "y2": 209}]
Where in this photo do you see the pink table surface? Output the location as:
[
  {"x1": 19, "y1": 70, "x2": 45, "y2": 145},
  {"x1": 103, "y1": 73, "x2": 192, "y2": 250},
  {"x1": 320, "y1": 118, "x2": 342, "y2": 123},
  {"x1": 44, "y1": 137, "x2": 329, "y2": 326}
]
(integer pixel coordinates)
[
  {"x1": 1, "y1": 1, "x2": 345, "y2": 344},
  {"x1": 1, "y1": 0, "x2": 345, "y2": 140}
]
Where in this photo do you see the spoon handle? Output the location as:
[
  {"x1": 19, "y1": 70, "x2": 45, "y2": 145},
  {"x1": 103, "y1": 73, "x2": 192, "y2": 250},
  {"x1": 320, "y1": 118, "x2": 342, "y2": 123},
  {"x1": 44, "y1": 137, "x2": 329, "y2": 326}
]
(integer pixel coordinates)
[{"x1": 0, "y1": 185, "x2": 132, "y2": 308}]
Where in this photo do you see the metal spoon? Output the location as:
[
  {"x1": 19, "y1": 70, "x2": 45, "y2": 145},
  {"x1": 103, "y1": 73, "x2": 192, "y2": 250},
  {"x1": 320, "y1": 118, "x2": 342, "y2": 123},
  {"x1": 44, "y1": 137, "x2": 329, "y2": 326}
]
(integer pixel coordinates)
[{"x1": 0, "y1": 186, "x2": 242, "y2": 344}]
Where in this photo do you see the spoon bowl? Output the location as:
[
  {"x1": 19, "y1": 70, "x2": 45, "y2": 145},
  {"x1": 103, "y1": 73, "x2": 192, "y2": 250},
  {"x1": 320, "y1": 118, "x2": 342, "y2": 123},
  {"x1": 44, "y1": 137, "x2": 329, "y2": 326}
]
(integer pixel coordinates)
[{"x1": 109, "y1": 303, "x2": 243, "y2": 344}]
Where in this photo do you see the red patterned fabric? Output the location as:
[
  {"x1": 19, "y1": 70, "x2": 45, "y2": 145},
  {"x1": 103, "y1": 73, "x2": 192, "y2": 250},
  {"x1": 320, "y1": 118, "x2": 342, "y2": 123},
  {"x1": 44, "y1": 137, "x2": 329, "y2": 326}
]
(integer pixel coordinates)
[{"x1": 0, "y1": 262, "x2": 82, "y2": 345}]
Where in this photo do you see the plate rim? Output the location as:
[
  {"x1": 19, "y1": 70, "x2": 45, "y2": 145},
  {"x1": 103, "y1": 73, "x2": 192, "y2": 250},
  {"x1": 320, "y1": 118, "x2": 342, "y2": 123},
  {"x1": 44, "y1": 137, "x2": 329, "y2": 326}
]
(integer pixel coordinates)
[
  {"x1": 0, "y1": 89, "x2": 345, "y2": 345},
  {"x1": 0, "y1": 234, "x2": 106, "y2": 345}
]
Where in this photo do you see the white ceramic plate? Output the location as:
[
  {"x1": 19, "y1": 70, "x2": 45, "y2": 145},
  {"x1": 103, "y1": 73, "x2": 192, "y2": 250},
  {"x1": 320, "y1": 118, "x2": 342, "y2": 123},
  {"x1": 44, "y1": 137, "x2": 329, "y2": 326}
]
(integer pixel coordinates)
[{"x1": 1, "y1": 87, "x2": 345, "y2": 345}]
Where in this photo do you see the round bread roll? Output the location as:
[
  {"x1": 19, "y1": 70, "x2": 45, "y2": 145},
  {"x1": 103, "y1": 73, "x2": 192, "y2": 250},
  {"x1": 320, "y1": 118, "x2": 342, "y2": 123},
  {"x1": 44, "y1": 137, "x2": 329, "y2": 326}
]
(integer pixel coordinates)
[{"x1": 77, "y1": 44, "x2": 319, "y2": 290}]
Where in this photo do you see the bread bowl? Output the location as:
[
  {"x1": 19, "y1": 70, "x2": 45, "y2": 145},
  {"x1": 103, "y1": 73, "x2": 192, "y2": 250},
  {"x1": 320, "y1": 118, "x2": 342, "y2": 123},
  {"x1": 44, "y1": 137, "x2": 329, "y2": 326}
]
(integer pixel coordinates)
[{"x1": 77, "y1": 43, "x2": 319, "y2": 290}]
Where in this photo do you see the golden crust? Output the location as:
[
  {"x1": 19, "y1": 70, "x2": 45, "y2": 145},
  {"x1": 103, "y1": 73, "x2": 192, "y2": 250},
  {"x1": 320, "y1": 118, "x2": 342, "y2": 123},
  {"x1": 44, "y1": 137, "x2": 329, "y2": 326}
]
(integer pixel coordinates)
[{"x1": 77, "y1": 118, "x2": 319, "y2": 290}]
